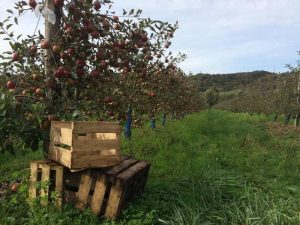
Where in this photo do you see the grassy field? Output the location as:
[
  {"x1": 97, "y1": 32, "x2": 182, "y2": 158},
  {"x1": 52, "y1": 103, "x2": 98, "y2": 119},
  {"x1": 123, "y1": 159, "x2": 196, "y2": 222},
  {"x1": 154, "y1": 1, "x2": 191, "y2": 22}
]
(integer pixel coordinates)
[{"x1": 0, "y1": 110, "x2": 300, "y2": 225}]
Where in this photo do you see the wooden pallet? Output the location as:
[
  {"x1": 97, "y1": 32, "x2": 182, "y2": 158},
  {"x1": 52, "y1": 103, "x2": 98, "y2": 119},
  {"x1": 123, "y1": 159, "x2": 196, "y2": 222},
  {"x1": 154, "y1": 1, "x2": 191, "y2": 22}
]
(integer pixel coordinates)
[
  {"x1": 48, "y1": 121, "x2": 121, "y2": 170},
  {"x1": 29, "y1": 160, "x2": 64, "y2": 207},
  {"x1": 64, "y1": 156, "x2": 151, "y2": 219}
]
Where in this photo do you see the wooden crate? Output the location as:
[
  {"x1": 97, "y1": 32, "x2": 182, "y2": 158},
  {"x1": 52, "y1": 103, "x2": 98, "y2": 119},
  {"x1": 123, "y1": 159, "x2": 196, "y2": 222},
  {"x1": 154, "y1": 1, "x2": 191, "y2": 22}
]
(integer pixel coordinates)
[
  {"x1": 48, "y1": 121, "x2": 121, "y2": 170},
  {"x1": 64, "y1": 156, "x2": 151, "y2": 220},
  {"x1": 29, "y1": 160, "x2": 64, "y2": 208}
]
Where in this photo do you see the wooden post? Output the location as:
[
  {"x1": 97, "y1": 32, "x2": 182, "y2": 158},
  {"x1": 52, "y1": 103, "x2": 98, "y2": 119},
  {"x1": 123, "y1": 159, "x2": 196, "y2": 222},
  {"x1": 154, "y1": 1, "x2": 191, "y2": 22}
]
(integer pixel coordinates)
[
  {"x1": 43, "y1": 0, "x2": 61, "y2": 157},
  {"x1": 294, "y1": 72, "x2": 300, "y2": 127},
  {"x1": 45, "y1": 0, "x2": 61, "y2": 77}
]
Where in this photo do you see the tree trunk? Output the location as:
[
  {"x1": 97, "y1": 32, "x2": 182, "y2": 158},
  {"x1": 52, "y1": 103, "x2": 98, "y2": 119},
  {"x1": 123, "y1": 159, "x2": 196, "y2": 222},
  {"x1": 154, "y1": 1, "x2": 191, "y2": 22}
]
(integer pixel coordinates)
[
  {"x1": 162, "y1": 113, "x2": 167, "y2": 126},
  {"x1": 42, "y1": 0, "x2": 61, "y2": 158},
  {"x1": 284, "y1": 114, "x2": 291, "y2": 126},
  {"x1": 294, "y1": 113, "x2": 300, "y2": 127},
  {"x1": 273, "y1": 113, "x2": 278, "y2": 122}
]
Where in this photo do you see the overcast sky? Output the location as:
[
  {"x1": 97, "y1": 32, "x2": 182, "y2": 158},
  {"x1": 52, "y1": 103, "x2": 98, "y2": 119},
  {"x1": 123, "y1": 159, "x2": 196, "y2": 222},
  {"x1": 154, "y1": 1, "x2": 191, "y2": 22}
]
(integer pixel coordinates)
[{"x1": 0, "y1": 0, "x2": 299, "y2": 74}]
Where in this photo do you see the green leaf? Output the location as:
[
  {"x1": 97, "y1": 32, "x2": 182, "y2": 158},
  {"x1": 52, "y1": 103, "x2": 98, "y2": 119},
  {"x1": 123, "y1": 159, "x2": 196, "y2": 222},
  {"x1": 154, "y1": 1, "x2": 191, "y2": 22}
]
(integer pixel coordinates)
[
  {"x1": 6, "y1": 9, "x2": 13, "y2": 14},
  {"x1": 72, "y1": 109, "x2": 80, "y2": 118},
  {"x1": 129, "y1": 9, "x2": 134, "y2": 15},
  {"x1": 14, "y1": 17, "x2": 18, "y2": 25},
  {"x1": 6, "y1": 24, "x2": 13, "y2": 30}
]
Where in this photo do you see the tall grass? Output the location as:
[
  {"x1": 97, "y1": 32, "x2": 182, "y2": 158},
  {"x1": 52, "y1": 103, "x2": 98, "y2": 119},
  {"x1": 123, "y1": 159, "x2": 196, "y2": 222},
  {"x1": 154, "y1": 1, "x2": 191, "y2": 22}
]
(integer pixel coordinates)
[{"x1": 1, "y1": 110, "x2": 299, "y2": 224}]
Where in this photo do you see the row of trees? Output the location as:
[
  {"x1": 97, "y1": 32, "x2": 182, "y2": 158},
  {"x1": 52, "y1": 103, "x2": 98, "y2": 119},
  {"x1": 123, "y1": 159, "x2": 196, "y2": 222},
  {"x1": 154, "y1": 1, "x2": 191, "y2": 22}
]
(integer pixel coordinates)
[
  {"x1": 0, "y1": 0, "x2": 206, "y2": 154},
  {"x1": 214, "y1": 65, "x2": 300, "y2": 126}
]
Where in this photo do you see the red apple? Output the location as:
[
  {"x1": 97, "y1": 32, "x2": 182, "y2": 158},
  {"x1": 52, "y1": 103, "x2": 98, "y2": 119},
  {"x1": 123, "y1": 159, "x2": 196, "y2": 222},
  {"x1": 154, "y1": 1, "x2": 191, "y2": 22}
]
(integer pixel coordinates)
[
  {"x1": 76, "y1": 67, "x2": 85, "y2": 77},
  {"x1": 76, "y1": 59, "x2": 86, "y2": 67},
  {"x1": 113, "y1": 16, "x2": 119, "y2": 22},
  {"x1": 6, "y1": 80, "x2": 16, "y2": 89},
  {"x1": 52, "y1": 45, "x2": 61, "y2": 54},
  {"x1": 41, "y1": 40, "x2": 50, "y2": 49},
  {"x1": 100, "y1": 60, "x2": 108, "y2": 69},
  {"x1": 55, "y1": 66, "x2": 66, "y2": 78},
  {"x1": 66, "y1": 27, "x2": 74, "y2": 35},
  {"x1": 32, "y1": 73, "x2": 39, "y2": 80},
  {"x1": 30, "y1": 45, "x2": 38, "y2": 55},
  {"x1": 86, "y1": 24, "x2": 96, "y2": 33},
  {"x1": 28, "y1": 0, "x2": 37, "y2": 9},
  {"x1": 35, "y1": 88, "x2": 44, "y2": 96},
  {"x1": 114, "y1": 23, "x2": 122, "y2": 30},
  {"x1": 148, "y1": 91, "x2": 156, "y2": 97},
  {"x1": 91, "y1": 30, "x2": 99, "y2": 38},
  {"x1": 67, "y1": 48, "x2": 75, "y2": 55},
  {"x1": 54, "y1": 0, "x2": 64, "y2": 7},
  {"x1": 11, "y1": 183, "x2": 19, "y2": 192},
  {"x1": 141, "y1": 34, "x2": 148, "y2": 43},
  {"x1": 94, "y1": 0, "x2": 101, "y2": 10},
  {"x1": 12, "y1": 52, "x2": 20, "y2": 62},
  {"x1": 60, "y1": 52, "x2": 69, "y2": 60},
  {"x1": 91, "y1": 69, "x2": 100, "y2": 77}
]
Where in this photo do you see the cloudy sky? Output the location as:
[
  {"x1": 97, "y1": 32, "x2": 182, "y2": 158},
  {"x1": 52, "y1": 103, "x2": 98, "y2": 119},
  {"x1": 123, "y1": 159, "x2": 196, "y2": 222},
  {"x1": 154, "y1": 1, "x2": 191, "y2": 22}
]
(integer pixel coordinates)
[{"x1": 0, "y1": 0, "x2": 299, "y2": 74}]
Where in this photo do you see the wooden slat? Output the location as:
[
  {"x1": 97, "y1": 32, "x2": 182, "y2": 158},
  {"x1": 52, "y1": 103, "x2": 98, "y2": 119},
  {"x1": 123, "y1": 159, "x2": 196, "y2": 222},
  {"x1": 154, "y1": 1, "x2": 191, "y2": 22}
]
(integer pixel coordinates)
[
  {"x1": 29, "y1": 162, "x2": 39, "y2": 198},
  {"x1": 40, "y1": 164, "x2": 51, "y2": 206},
  {"x1": 72, "y1": 156, "x2": 120, "y2": 170},
  {"x1": 115, "y1": 133, "x2": 121, "y2": 159},
  {"x1": 60, "y1": 128, "x2": 73, "y2": 146},
  {"x1": 105, "y1": 182, "x2": 128, "y2": 220},
  {"x1": 48, "y1": 146, "x2": 72, "y2": 168},
  {"x1": 93, "y1": 133, "x2": 116, "y2": 140},
  {"x1": 51, "y1": 121, "x2": 73, "y2": 129},
  {"x1": 106, "y1": 157, "x2": 138, "y2": 177},
  {"x1": 75, "y1": 170, "x2": 93, "y2": 210},
  {"x1": 90, "y1": 174, "x2": 108, "y2": 215},
  {"x1": 55, "y1": 166, "x2": 64, "y2": 208},
  {"x1": 73, "y1": 149, "x2": 117, "y2": 157},
  {"x1": 64, "y1": 190, "x2": 77, "y2": 203},
  {"x1": 73, "y1": 139, "x2": 120, "y2": 151},
  {"x1": 51, "y1": 128, "x2": 73, "y2": 146},
  {"x1": 72, "y1": 122, "x2": 121, "y2": 134},
  {"x1": 117, "y1": 161, "x2": 151, "y2": 184},
  {"x1": 30, "y1": 159, "x2": 52, "y2": 164},
  {"x1": 121, "y1": 155, "x2": 131, "y2": 160}
]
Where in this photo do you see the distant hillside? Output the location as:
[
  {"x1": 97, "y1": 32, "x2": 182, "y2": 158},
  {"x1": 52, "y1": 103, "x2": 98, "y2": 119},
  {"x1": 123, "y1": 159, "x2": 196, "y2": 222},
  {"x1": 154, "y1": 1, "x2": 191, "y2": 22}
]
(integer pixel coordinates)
[{"x1": 191, "y1": 71, "x2": 279, "y2": 92}]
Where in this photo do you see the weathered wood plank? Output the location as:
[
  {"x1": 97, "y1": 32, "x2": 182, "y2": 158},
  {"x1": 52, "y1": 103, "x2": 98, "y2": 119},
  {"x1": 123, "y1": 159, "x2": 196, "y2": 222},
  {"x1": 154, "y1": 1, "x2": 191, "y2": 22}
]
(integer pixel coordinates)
[
  {"x1": 72, "y1": 156, "x2": 120, "y2": 169},
  {"x1": 48, "y1": 146, "x2": 72, "y2": 168},
  {"x1": 55, "y1": 166, "x2": 64, "y2": 208},
  {"x1": 73, "y1": 149, "x2": 118, "y2": 157},
  {"x1": 29, "y1": 162, "x2": 39, "y2": 199},
  {"x1": 93, "y1": 133, "x2": 116, "y2": 140},
  {"x1": 73, "y1": 139, "x2": 120, "y2": 151},
  {"x1": 117, "y1": 161, "x2": 151, "y2": 184},
  {"x1": 40, "y1": 164, "x2": 51, "y2": 206},
  {"x1": 51, "y1": 121, "x2": 74, "y2": 129},
  {"x1": 105, "y1": 182, "x2": 127, "y2": 220},
  {"x1": 52, "y1": 128, "x2": 73, "y2": 146},
  {"x1": 73, "y1": 122, "x2": 121, "y2": 134},
  {"x1": 75, "y1": 170, "x2": 93, "y2": 210},
  {"x1": 90, "y1": 174, "x2": 108, "y2": 215},
  {"x1": 105, "y1": 157, "x2": 138, "y2": 177}
]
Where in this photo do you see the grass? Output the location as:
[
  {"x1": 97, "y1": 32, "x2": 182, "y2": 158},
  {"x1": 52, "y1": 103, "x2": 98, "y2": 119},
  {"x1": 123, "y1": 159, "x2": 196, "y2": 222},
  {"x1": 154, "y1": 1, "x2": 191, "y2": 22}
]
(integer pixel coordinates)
[{"x1": 0, "y1": 110, "x2": 300, "y2": 224}]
